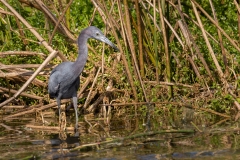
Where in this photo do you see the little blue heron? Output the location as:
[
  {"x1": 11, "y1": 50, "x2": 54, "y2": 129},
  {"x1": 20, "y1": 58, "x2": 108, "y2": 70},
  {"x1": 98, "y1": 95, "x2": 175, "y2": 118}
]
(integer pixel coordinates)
[{"x1": 48, "y1": 26, "x2": 119, "y2": 136}]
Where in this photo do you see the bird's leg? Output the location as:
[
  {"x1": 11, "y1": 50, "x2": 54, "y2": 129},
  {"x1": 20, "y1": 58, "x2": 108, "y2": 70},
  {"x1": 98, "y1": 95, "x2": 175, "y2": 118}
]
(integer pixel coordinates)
[
  {"x1": 56, "y1": 98, "x2": 61, "y2": 126},
  {"x1": 72, "y1": 96, "x2": 79, "y2": 137}
]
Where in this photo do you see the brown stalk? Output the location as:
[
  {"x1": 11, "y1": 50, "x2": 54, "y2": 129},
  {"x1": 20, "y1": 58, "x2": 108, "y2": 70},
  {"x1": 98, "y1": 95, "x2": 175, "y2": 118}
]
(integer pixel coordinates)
[
  {"x1": 0, "y1": 9, "x2": 13, "y2": 15},
  {"x1": 191, "y1": 1, "x2": 223, "y2": 78},
  {"x1": 177, "y1": 21, "x2": 203, "y2": 82},
  {"x1": 158, "y1": 1, "x2": 172, "y2": 97},
  {"x1": 0, "y1": 86, "x2": 43, "y2": 100},
  {"x1": 27, "y1": 0, "x2": 76, "y2": 43},
  {"x1": 0, "y1": 51, "x2": 45, "y2": 57},
  {"x1": 144, "y1": 81, "x2": 193, "y2": 88},
  {"x1": 0, "y1": 71, "x2": 49, "y2": 78},
  {"x1": 48, "y1": 0, "x2": 74, "y2": 44},
  {"x1": 116, "y1": 1, "x2": 138, "y2": 101},
  {"x1": 0, "y1": 50, "x2": 58, "y2": 108},
  {"x1": 123, "y1": 0, "x2": 149, "y2": 102},
  {"x1": 191, "y1": 0, "x2": 240, "y2": 110},
  {"x1": 0, "y1": 64, "x2": 51, "y2": 69},
  {"x1": 25, "y1": 124, "x2": 74, "y2": 133},
  {"x1": 169, "y1": 2, "x2": 212, "y2": 94},
  {"x1": 1, "y1": 0, "x2": 68, "y2": 62},
  {"x1": 182, "y1": 13, "x2": 219, "y2": 44},
  {"x1": 141, "y1": 1, "x2": 184, "y2": 47},
  {"x1": 14, "y1": 16, "x2": 28, "y2": 45},
  {"x1": 234, "y1": 0, "x2": 240, "y2": 42},
  {"x1": 171, "y1": 1, "x2": 213, "y2": 80},
  {"x1": 153, "y1": 0, "x2": 159, "y2": 83},
  {"x1": 3, "y1": 99, "x2": 70, "y2": 120},
  {"x1": 91, "y1": 0, "x2": 138, "y2": 102},
  {"x1": 191, "y1": 0, "x2": 240, "y2": 52},
  {"x1": 135, "y1": 0, "x2": 144, "y2": 77},
  {"x1": 209, "y1": 0, "x2": 228, "y2": 74},
  {"x1": 2, "y1": 105, "x2": 26, "y2": 109},
  {"x1": 0, "y1": 0, "x2": 70, "y2": 108},
  {"x1": 83, "y1": 67, "x2": 101, "y2": 109}
]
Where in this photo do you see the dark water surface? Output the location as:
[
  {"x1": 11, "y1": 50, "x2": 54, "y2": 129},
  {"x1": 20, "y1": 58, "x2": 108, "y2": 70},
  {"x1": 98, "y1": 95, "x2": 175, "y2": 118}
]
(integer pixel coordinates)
[{"x1": 1, "y1": 108, "x2": 240, "y2": 160}]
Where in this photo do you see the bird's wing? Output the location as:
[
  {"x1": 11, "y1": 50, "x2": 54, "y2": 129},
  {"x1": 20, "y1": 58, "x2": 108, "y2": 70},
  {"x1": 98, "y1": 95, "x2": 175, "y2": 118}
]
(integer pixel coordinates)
[{"x1": 48, "y1": 69, "x2": 61, "y2": 98}]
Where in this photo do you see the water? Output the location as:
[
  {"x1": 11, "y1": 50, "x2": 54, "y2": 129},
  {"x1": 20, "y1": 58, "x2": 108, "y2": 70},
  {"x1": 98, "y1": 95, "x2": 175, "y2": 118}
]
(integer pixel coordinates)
[{"x1": 0, "y1": 107, "x2": 240, "y2": 159}]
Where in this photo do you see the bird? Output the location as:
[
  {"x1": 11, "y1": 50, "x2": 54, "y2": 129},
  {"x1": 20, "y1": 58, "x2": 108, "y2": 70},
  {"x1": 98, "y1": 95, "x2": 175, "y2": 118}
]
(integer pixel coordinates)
[{"x1": 48, "y1": 26, "x2": 119, "y2": 136}]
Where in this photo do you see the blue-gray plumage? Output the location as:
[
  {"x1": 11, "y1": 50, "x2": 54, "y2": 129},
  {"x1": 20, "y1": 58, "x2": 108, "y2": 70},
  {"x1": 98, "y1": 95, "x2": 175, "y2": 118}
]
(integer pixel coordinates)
[{"x1": 48, "y1": 26, "x2": 119, "y2": 136}]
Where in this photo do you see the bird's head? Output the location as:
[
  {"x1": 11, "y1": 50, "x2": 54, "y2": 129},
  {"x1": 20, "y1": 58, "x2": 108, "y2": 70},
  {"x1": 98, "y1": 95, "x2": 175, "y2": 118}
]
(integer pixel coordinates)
[{"x1": 84, "y1": 26, "x2": 119, "y2": 52}]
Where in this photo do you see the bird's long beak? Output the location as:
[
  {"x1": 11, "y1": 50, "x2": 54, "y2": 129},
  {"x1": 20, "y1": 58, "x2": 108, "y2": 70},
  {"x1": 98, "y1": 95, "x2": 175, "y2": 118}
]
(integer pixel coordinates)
[{"x1": 101, "y1": 37, "x2": 119, "y2": 52}]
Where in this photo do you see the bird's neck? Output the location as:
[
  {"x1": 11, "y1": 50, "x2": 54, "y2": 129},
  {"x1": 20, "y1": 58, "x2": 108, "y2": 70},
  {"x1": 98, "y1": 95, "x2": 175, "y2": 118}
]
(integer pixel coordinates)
[{"x1": 73, "y1": 35, "x2": 89, "y2": 76}]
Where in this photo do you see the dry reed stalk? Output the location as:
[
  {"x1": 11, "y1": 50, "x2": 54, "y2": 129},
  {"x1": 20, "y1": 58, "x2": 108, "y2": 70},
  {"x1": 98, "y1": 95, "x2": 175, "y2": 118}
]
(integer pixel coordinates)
[
  {"x1": 191, "y1": 0, "x2": 240, "y2": 52},
  {"x1": 182, "y1": 13, "x2": 219, "y2": 44},
  {"x1": 15, "y1": 14, "x2": 28, "y2": 45},
  {"x1": 177, "y1": 21, "x2": 204, "y2": 82},
  {"x1": 0, "y1": 0, "x2": 68, "y2": 108},
  {"x1": 91, "y1": 0, "x2": 139, "y2": 102},
  {"x1": 0, "y1": 71, "x2": 50, "y2": 78},
  {"x1": 32, "y1": 0, "x2": 75, "y2": 43},
  {"x1": 135, "y1": 0, "x2": 144, "y2": 77},
  {"x1": 3, "y1": 99, "x2": 70, "y2": 120},
  {"x1": 209, "y1": 0, "x2": 227, "y2": 73},
  {"x1": 164, "y1": 19, "x2": 184, "y2": 47},
  {"x1": 123, "y1": 0, "x2": 149, "y2": 102},
  {"x1": 0, "y1": 64, "x2": 52, "y2": 69},
  {"x1": 158, "y1": 1, "x2": 173, "y2": 97},
  {"x1": 153, "y1": 0, "x2": 159, "y2": 83},
  {"x1": 1, "y1": 105, "x2": 26, "y2": 109},
  {"x1": 142, "y1": 6, "x2": 181, "y2": 46},
  {"x1": 0, "y1": 9, "x2": 13, "y2": 15},
  {"x1": 25, "y1": 124, "x2": 75, "y2": 132},
  {"x1": 0, "y1": 49, "x2": 58, "y2": 108},
  {"x1": 143, "y1": 0, "x2": 212, "y2": 85},
  {"x1": 83, "y1": 67, "x2": 102, "y2": 109},
  {"x1": 144, "y1": 81, "x2": 193, "y2": 88},
  {"x1": 0, "y1": 86, "x2": 43, "y2": 100},
  {"x1": 191, "y1": 0, "x2": 240, "y2": 110},
  {"x1": 0, "y1": 0, "x2": 62, "y2": 55},
  {"x1": 0, "y1": 51, "x2": 45, "y2": 57},
  {"x1": 172, "y1": 1, "x2": 213, "y2": 80},
  {"x1": 234, "y1": 0, "x2": 240, "y2": 42},
  {"x1": 191, "y1": 2, "x2": 223, "y2": 78},
  {"x1": 48, "y1": 0, "x2": 74, "y2": 44}
]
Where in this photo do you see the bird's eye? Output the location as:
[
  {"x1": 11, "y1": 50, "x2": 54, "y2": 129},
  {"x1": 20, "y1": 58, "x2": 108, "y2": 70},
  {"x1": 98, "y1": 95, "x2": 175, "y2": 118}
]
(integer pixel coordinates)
[{"x1": 96, "y1": 32, "x2": 100, "y2": 36}]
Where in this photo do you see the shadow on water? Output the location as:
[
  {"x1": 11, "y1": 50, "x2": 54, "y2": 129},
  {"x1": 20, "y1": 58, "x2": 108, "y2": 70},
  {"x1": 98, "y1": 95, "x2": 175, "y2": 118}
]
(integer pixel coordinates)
[{"x1": 1, "y1": 106, "x2": 240, "y2": 159}]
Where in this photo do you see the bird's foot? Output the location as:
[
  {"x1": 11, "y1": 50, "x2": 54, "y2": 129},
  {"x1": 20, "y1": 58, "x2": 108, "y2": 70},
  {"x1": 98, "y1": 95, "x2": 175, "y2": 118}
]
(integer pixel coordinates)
[
  {"x1": 74, "y1": 131, "x2": 79, "y2": 137},
  {"x1": 73, "y1": 124, "x2": 79, "y2": 137}
]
